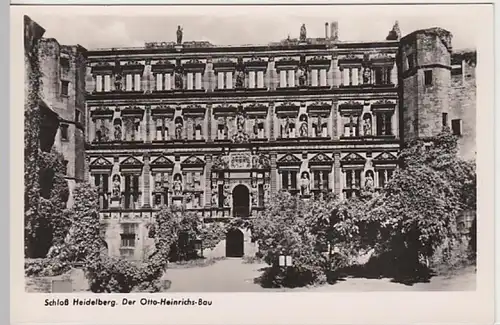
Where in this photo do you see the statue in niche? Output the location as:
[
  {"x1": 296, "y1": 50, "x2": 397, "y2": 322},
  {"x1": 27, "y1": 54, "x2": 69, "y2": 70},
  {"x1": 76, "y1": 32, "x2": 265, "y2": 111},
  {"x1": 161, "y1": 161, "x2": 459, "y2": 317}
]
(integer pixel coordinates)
[
  {"x1": 173, "y1": 174, "x2": 183, "y2": 196},
  {"x1": 300, "y1": 24, "x2": 307, "y2": 41},
  {"x1": 114, "y1": 72, "x2": 122, "y2": 91},
  {"x1": 363, "y1": 114, "x2": 372, "y2": 136},
  {"x1": 300, "y1": 172, "x2": 310, "y2": 196},
  {"x1": 112, "y1": 174, "x2": 121, "y2": 198},
  {"x1": 211, "y1": 191, "x2": 218, "y2": 207},
  {"x1": 235, "y1": 70, "x2": 244, "y2": 88},
  {"x1": 175, "y1": 120, "x2": 183, "y2": 140},
  {"x1": 223, "y1": 117, "x2": 229, "y2": 139},
  {"x1": 95, "y1": 130, "x2": 102, "y2": 142},
  {"x1": 99, "y1": 124, "x2": 109, "y2": 142},
  {"x1": 223, "y1": 183, "x2": 231, "y2": 207},
  {"x1": 316, "y1": 116, "x2": 322, "y2": 137},
  {"x1": 363, "y1": 67, "x2": 371, "y2": 84},
  {"x1": 263, "y1": 183, "x2": 270, "y2": 203},
  {"x1": 237, "y1": 114, "x2": 245, "y2": 132},
  {"x1": 174, "y1": 71, "x2": 183, "y2": 89},
  {"x1": 299, "y1": 120, "x2": 308, "y2": 137},
  {"x1": 114, "y1": 123, "x2": 122, "y2": 141},
  {"x1": 365, "y1": 171, "x2": 374, "y2": 192},
  {"x1": 253, "y1": 118, "x2": 259, "y2": 137},
  {"x1": 297, "y1": 66, "x2": 307, "y2": 86},
  {"x1": 176, "y1": 25, "x2": 183, "y2": 44},
  {"x1": 283, "y1": 117, "x2": 290, "y2": 138}
]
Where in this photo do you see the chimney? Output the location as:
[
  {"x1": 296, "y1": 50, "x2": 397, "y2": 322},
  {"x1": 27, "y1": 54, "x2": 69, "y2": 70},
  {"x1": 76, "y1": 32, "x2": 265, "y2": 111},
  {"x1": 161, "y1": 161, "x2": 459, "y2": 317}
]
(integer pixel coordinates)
[
  {"x1": 325, "y1": 22, "x2": 329, "y2": 39},
  {"x1": 330, "y1": 21, "x2": 339, "y2": 41}
]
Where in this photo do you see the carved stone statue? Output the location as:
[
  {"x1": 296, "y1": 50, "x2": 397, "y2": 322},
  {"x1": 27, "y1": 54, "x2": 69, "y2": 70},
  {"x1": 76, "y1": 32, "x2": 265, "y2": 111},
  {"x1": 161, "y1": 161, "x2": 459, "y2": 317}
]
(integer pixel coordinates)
[
  {"x1": 235, "y1": 70, "x2": 244, "y2": 88},
  {"x1": 300, "y1": 172, "x2": 310, "y2": 196},
  {"x1": 363, "y1": 115, "x2": 372, "y2": 136},
  {"x1": 173, "y1": 174, "x2": 183, "y2": 196},
  {"x1": 114, "y1": 124, "x2": 122, "y2": 141},
  {"x1": 176, "y1": 25, "x2": 183, "y2": 44},
  {"x1": 174, "y1": 71, "x2": 183, "y2": 89},
  {"x1": 112, "y1": 175, "x2": 120, "y2": 198},
  {"x1": 253, "y1": 118, "x2": 259, "y2": 137},
  {"x1": 114, "y1": 73, "x2": 122, "y2": 91},
  {"x1": 237, "y1": 114, "x2": 245, "y2": 132},
  {"x1": 299, "y1": 121, "x2": 308, "y2": 138},
  {"x1": 300, "y1": 24, "x2": 307, "y2": 41},
  {"x1": 193, "y1": 173, "x2": 201, "y2": 190},
  {"x1": 297, "y1": 66, "x2": 307, "y2": 86},
  {"x1": 316, "y1": 116, "x2": 322, "y2": 137},
  {"x1": 365, "y1": 172, "x2": 374, "y2": 191},
  {"x1": 283, "y1": 117, "x2": 290, "y2": 138},
  {"x1": 175, "y1": 121, "x2": 183, "y2": 140},
  {"x1": 363, "y1": 67, "x2": 371, "y2": 84},
  {"x1": 263, "y1": 183, "x2": 270, "y2": 204},
  {"x1": 211, "y1": 191, "x2": 218, "y2": 206},
  {"x1": 223, "y1": 118, "x2": 229, "y2": 139}
]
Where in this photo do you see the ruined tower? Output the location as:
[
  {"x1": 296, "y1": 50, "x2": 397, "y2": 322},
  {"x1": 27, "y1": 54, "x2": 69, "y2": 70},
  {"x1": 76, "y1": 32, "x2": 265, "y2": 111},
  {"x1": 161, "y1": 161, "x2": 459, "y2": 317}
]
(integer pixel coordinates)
[{"x1": 399, "y1": 27, "x2": 453, "y2": 142}]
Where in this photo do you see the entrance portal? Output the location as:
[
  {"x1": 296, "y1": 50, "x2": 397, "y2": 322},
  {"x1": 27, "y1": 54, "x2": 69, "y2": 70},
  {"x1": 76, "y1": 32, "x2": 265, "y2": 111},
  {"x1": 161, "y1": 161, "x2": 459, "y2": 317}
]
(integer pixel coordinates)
[
  {"x1": 226, "y1": 228, "x2": 244, "y2": 257},
  {"x1": 232, "y1": 184, "x2": 250, "y2": 218}
]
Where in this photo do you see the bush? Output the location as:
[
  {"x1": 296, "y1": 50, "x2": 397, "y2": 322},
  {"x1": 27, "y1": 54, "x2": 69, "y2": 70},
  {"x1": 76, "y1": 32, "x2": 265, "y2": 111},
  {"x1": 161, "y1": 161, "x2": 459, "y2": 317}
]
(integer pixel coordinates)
[{"x1": 25, "y1": 258, "x2": 71, "y2": 277}]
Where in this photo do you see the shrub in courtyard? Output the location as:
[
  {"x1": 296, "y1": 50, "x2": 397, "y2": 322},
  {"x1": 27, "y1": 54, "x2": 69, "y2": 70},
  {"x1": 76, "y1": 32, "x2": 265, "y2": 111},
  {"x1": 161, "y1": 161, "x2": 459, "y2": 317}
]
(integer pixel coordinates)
[
  {"x1": 253, "y1": 192, "x2": 358, "y2": 287},
  {"x1": 366, "y1": 133, "x2": 476, "y2": 275}
]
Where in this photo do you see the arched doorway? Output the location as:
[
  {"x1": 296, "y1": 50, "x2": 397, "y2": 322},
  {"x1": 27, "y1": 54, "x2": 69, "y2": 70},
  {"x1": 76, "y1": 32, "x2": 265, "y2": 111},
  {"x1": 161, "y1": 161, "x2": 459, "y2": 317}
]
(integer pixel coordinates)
[
  {"x1": 226, "y1": 228, "x2": 244, "y2": 257},
  {"x1": 232, "y1": 184, "x2": 249, "y2": 218}
]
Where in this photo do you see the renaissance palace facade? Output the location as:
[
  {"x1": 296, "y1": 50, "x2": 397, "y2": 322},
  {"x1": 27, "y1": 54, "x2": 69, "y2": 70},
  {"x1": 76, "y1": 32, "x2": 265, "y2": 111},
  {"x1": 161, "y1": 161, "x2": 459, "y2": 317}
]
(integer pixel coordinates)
[{"x1": 71, "y1": 21, "x2": 475, "y2": 260}]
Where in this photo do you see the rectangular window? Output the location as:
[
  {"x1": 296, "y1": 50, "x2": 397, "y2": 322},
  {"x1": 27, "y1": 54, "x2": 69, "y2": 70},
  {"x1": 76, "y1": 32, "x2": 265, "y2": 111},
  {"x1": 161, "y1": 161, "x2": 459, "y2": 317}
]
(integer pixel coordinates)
[
  {"x1": 61, "y1": 80, "x2": 69, "y2": 96},
  {"x1": 60, "y1": 124, "x2": 69, "y2": 141},
  {"x1": 258, "y1": 184, "x2": 265, "y2": 206},
  {"x1": 407, "y1": 54, "x2": 416, "y2": 70},
  {"x1": 75, "y1": 110, "x2": 81, "y2": 124},
  {"x1": 124, "y1": 175, "x2": 139, "y2": 209},
  {"x1": 452, "y1": 119, "x2": 463, "y2": 136},
  {"x1": 345, "y1": 170, "x2": 353, "y2": 189},
  {"x1": 322, "y1": 171, "x2": 329, "y2": 190},
  {"x1": 60, "y1": 57, "x2": 70, "y2": 73},
  {"x1": 218, "y1": 184, "x2": 224, "y2": 208},
  {"x1": 290, "y1": 171, "x2": 297, "y2": 190},
  {"x1": 281, "y1": 171, "x2": 289, "y2": 190},
  {"x1": 374, "y1": 68, "x2": 383, "y2": 85},
  {"x1": 442, "y1": 112, "x2": 448, "y2": 129},
  {"x1": 120, "y1": 223, "x2": 136, "y2": 248},
  {"x1": 314, "y1": 171, "x2": 321, "y2": 189},
  {"x1": 424, "y1": 70, "x2": 433, "y2": 86}
]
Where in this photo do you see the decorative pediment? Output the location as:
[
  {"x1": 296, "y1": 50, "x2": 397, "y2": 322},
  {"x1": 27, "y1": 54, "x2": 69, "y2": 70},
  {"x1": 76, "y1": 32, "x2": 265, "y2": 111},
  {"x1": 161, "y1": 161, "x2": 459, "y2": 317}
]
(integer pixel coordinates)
[
  {"x1": 186, "y1": 58, "x2": 203, "y2": 65},
  {"x1": 91, "y1": 61, "x2": 114, "y2": 74},
  {"x1": 213, "y1": 103, "x2": 238, "y2": 115},
  {"x1": 90, "y1": 106, "x2": 114, "y2": 118},
  {"x1": 152, "y1": 104, "x2": 175, "y2": 117},
  {"x1": 309, "y1": 153, "x2": 334, "y2": 166},
  {"x1": 121, "y1": 60, "x2": 144, "y2": 74},
  {"x1": 245, "y1": 56, "x2": 268, "y2": 69},
  {"x1": 275, "y1": 57, "x2": 299, "y2": 69},
  {"x1": 183, "y1": 104, "x2": 205, "y2": 116},
  {"x1": 307, "y1": 102, "x2": 331, "y2": 116},
  {"x1": 370, "y1": 52, "x2": 395, "y2": 66},
  {"x1": 89, "y1": 156, "x2": 113, "y2": 169},
  {"x1": 339, "y1": 53, "x2": 363, "y2": 65},
  {"x1": 121, "y1": 105, "x2": 144, "y2": 117},
  {"x1": 307, "y1": 55, "x2": 330, "y2": 66},
  {"x1": 150, "y1": 155, "x2": 174, "y2": 169},
  {"x1": 212, "y1": 155, "x2": 229, "y2": 170},
  {"x1": 340, "y1": 152, "x2": 366, "y2": 165},
  {"x1": 372, "y1": 151, "x2": 398, "y2": 164},
  {"x1": 338, "y1": 100, "x2": 364, "y2": 115},
  {"x1": 125, "y1": 60, "x2": 141, "y2": 66},
  {"x1": 275, "y1": 102, "x2": 300, "y2": 116},
  {"x1": 371, "y1": 99, "x2": 397, "y2": 110},
  {"x1": 151, "y1": 60, "x2": 176, "y2": 73},
  {"x1": 181, "y1": 155, "x2": 205, "y2": 168},
  {"x1": 183, "y1": 58, "x2": 205, "y2": 71},
  {"x1": 277, "y1": 154, "x2": 302, "y2": 166},
  {"x1": 120, "y1": 156, "x2": 144, "y2": 171}
]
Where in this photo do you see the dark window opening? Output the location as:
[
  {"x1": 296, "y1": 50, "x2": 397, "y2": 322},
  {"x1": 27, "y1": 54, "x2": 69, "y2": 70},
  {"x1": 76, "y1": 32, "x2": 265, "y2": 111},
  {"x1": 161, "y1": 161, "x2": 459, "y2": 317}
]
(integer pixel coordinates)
[
  {"x1": 60, "y1": 57, "x2": 70, "y2": 72},
  {"x1": 407, "y1": 54, "x2": 416, "y2": 70},
  {"x1": 442, "y1": 113, "x2": 448, "y2": 130},
  {"x1": 61, "y1": 80, "x2": 69, "y2": 96},
  {"x1": 258, "y1": 184, "x2": 264, "y2": 207},
  {"x1": 75, "y1": 110, "x2": 81, "y2": 124},
  {"x1": 120, "y1": 223, "x2": 136, "y2": 248},
  {"x1": 60, "y1": 124, "x2": 69, "y2": 141},
  {"x1": 218, "y1": 184, "x2": 224, "y2": 208},
  {"x1": 424, "y1": 70, "x2": 433, "y2": 86},
  {"x1": 452, "y1": 119, "x2": 463, "y2": 136}
]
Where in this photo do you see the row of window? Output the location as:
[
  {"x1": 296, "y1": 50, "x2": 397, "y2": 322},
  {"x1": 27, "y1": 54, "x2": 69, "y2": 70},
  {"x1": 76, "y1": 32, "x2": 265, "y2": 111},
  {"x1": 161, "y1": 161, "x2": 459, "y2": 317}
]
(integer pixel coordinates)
[{"x1": 92, "y1": 66, "x2": 397, "y2": 93}]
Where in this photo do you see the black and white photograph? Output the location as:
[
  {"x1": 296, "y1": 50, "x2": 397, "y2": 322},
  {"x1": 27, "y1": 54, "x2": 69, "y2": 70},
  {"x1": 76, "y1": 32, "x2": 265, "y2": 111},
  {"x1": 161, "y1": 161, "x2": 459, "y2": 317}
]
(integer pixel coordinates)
[{"x1": 11, "y1": 3, "x2": 495, "y2": 325}]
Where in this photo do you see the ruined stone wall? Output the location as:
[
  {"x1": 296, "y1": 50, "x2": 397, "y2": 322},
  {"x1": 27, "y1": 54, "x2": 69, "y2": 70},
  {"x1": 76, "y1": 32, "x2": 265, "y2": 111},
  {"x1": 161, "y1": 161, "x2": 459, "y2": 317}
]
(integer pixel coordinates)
[{"x1": 450, "y1": 53, "x2": 476, "y2": 161}]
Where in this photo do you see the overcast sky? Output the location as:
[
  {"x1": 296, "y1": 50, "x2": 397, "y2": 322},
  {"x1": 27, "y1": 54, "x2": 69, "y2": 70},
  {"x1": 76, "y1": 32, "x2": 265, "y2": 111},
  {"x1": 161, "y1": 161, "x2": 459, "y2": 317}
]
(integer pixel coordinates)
[{"x1": 22, "y1": 5, "x2": 483, "y2": 51}]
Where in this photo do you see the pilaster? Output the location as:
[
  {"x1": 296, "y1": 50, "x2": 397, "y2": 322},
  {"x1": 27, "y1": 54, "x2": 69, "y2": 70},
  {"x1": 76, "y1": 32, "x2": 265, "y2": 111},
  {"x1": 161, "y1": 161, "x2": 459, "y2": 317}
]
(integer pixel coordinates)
[
  {"x1": 204, "y1": 154, "x2": 212, "y2": 208},
  {"x1": 142, "y1": 153, "x2": 151, "y2": 208},
  {"x1": 270, "y1": 152, "x2": 277, "y2": 193},
  {"x1": 332, "y1": 100, "x2": 339, "y2": 140},
  {"x1": 144, "y1": 105, "x2": 151, "y2": 143},
  {"x1": 206, "y1": 104, "x2": 213, "y2": 142},
  {"x1": 269, "y1": 102, "x2": 275, "y2": 141},
  {"x1": 332, "y1": 55, "x2": 341, "y2": 87},
  {"x1": 333, "y1": 151, "x2": 341, "y2": 196}
]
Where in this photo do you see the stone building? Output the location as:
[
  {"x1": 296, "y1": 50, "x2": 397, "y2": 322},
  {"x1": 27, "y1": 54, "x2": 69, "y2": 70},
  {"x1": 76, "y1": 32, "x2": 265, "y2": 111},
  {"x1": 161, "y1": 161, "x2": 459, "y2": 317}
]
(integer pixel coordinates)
[
  {"x1": 83, "y1": 22, "x2": 476, "y2": 260},
  {"x1": 24, "y1": 15, "x2": 88, "y2": 208}
]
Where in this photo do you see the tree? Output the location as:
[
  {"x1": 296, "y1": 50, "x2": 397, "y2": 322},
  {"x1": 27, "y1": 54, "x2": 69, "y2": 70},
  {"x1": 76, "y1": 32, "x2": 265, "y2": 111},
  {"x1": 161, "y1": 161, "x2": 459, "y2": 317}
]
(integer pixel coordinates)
[{"x1": 366, "y1": 132, "x2": 476, "y2": 272}]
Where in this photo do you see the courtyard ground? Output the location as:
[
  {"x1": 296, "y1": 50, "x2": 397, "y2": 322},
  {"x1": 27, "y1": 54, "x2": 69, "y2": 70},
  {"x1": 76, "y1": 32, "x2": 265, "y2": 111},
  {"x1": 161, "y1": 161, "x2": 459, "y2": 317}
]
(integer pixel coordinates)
[
  {"x1": 26, "y1": 257, "x2": 476, "y2": 292},
  {"x1": 161, "y1": 258, "x2": 476, "y2": 292}
]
